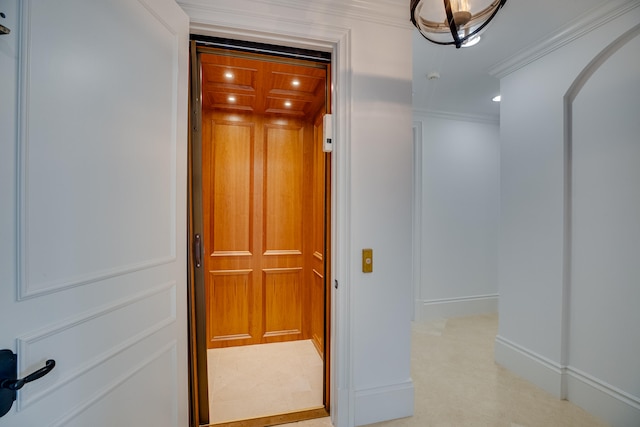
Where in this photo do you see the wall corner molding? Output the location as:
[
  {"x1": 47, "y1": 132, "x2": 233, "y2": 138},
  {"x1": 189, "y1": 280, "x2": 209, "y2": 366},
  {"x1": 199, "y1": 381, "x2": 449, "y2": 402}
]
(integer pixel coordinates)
[
  {"x1": 489, "y1": 0, "x2": 640, "y2": 79},
  {"x1": 411, "y1": 121, "x2": 423, "y2": 322}
]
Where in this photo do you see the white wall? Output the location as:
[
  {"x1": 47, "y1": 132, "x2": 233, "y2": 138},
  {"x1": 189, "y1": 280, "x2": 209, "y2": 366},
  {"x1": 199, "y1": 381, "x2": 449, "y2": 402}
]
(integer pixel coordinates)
[
  {"x1": 568, "y1": 27, "x2": 640, "y2": 426},
  {"x1": 496, "y1": 4, "x2": 640, "y2": 426},
  {"x1": 176, "y1": 1, "x2": 414, "y2": 426},
  {"x1": 413, "y1": 114, "x2": 500, "y2": 321}
]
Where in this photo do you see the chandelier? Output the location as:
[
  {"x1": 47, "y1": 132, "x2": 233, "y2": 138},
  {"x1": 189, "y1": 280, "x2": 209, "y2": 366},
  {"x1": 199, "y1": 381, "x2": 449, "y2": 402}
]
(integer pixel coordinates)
[{"x1": 410, "y1": 0, "x2": 508, "y2": 48}]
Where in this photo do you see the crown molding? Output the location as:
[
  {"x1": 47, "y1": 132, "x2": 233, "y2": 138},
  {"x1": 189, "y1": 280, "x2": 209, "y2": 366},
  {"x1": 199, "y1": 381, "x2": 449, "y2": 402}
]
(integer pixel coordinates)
[
  {"x1": 259, "y1": 0, "x2": 409, "y2": 28},
  {"x1": 179, "y1": 0, "x2": 410, "y2": 30},
  {"x1": 413, "y1": 108, "x2": 500, "y2": 125},
  {"x1": 489, "y1": 0, "x2": 640, "y2": 79}
]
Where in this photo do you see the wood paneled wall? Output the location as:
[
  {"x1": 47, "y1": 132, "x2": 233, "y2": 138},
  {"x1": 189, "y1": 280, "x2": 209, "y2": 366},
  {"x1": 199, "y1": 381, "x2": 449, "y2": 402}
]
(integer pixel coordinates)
[{"x1": 202, "y1": 110, "x2": 325, "y2": 351}]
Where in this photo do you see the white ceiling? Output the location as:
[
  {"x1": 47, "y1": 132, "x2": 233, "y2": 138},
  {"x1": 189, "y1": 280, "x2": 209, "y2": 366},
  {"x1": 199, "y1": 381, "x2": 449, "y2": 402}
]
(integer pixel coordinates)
[{"x1": 411, "y1": 0, "x2": 617, "y2": 122}]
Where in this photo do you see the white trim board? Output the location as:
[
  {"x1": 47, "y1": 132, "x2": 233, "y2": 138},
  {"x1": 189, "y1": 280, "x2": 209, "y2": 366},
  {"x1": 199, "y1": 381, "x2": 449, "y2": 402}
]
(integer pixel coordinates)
[
  {"x1": 566, "y1": 367, "x2": 640, "y2": 427},
  {"x1": 411, "y1": 121, "x2": 423, "y2": 322},
  {"x1": 413, "y1": 108, "x2": 500, "y2": 126},
  {"x1": 415, "y1": 294, "x2": 498, "y2": 322},
  {"x1": 495, "y1": 336, "x2": 640, "y2": 427},
  {"x1": 494, "y1": 335, "x2": 564, "y2": 398},
  {"x1": 179, "y1": 0, "x2": 409, "y2": 29},
  {"x1": 354, "y1": 381, "x2": 414, "y2": 427},
  {"x1": 177, "y1": 7, "x2": 355, "y2": 426}
]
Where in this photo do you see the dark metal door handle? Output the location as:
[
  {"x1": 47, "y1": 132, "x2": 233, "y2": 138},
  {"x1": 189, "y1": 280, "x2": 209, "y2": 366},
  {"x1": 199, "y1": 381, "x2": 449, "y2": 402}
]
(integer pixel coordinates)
[
  {"x1": 194, "y1": 233, "x2": 202, "y2": 268},
  {"x1": 0, "y1": 359, "x2": 55, "y2": 391},
  {"x1": 0, "y1": 350, "x2": 56, "y2": 418},
  {"x1": 0, "y1": 12, "x2": 10, "y2": 35}
]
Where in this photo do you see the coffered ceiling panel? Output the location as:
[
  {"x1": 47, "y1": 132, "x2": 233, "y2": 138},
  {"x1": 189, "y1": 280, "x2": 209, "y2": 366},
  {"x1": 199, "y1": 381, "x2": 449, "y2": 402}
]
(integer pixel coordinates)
[{"x1": 200, "y1": 49, "x2": 327, "y2": 121}]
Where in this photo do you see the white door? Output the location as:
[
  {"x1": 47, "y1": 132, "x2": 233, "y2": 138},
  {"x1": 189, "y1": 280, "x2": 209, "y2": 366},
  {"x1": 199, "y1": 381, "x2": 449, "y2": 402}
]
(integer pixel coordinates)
[{"x1": 0, "y1": 0, "x2": 189, "y2": 426}]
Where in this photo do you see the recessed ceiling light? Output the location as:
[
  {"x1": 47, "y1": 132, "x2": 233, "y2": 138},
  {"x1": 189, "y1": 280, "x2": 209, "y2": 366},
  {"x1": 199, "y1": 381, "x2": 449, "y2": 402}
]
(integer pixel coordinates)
[
  {"x1": 228, "y1": 96, "x2": 236, "y2": 102},
  {"x1": 224, "y1": 72, "x2": 234, "y2": 79},
  {"x1": 492, "y1": 95, "x2": 501, "y2": 102},
  {"x1": 284, "y1": 101, "x2": 292, "y2": 107},
  {"x1": 292, "y1": 80, "x2": 300, "y2": 87}
]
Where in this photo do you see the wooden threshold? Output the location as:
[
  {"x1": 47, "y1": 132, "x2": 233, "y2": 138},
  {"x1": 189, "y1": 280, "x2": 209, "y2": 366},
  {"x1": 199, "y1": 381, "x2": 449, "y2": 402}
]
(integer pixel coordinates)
[{"x1": 207, "y1": 407, "x2": 329, "y2": 427}]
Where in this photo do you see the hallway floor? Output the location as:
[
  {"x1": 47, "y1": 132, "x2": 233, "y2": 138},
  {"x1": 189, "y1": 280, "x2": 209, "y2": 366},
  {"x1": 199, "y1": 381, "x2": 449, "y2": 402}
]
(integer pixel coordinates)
[
  {"x1": 208, "y1": 339, "x2": 324, "y2": 423},
  {"x1": 281, "y1": 314, "x2": 609, "y2": 427}
]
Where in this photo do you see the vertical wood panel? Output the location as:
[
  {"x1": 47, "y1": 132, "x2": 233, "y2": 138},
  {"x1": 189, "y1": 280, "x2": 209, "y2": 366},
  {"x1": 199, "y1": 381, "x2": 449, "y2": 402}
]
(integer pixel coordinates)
[
  {"x1": 263, "y1": 125, "x2": 304, "y2": 253},
  {"x1": 211, "y1": 121, "x2": 254, "y2": 254},
  {"x1": 263, "y1": 268, "x2": 303, "y2": 338},
  {"x1": 207, "y1": 271, "x2": 253, "y2": 342},
  {"x1": 203, "y1": 113, "x2": 260, "y2": 349},
  {"x1": 310, "y1": 114, "x2": 326, "y2": 357},
  {"x1": 311, "y1": 269, "x2": 324, "y2": 353},
  {"x1": 313, "y1": 121, "x2": 325, "y2": 258}
]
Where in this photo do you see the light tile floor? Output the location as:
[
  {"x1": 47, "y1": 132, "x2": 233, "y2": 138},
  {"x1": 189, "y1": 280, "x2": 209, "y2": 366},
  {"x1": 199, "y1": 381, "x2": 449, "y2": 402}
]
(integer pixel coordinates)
[
  {"x1": 282, "y1": 314, "x2": 610, "y2": 427},
  {"x1": 208, "y1": 339, "x2": 324, "y2": 423}
]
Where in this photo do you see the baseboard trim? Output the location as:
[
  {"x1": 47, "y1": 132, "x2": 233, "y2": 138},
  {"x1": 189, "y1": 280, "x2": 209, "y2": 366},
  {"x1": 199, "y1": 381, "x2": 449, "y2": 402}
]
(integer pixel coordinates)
[
  {"x1": 354, "y1": 380, "x2": 414, "y2": 426},
  {"x1": 495, "y1": 336, "x2": 640, "y2": 427},
  {"x1": 415, "y1": 294, "x2": 498, "y2": 322},
  {"x1": 494, "y1": 335, "x2": 564, "y2": 397},
  {"x1": 566, "y1": 367, "x2": 640, "y2": 427}
]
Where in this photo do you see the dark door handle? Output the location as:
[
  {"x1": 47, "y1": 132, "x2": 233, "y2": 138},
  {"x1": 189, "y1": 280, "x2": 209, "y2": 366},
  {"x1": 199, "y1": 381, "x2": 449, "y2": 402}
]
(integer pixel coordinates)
[
  {"x1": 194, "y1": 233, "x2": 202, "y2": 268},
  {"x1": 1, "y1": 359, "x2": 55, "y2": 391},
  {"x1": 0, "y1": 11, "x2": 10, "y2": 35},
  {"x1": 0, "y1": 350, "x2": 56, "y2": 418}
]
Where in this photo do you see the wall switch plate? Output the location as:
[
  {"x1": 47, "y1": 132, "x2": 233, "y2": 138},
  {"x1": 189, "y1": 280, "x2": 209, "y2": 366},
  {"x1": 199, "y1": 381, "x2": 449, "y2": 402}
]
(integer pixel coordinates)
[{"x1": 362, "y1": 248, "x2": 373, "y2": 273}]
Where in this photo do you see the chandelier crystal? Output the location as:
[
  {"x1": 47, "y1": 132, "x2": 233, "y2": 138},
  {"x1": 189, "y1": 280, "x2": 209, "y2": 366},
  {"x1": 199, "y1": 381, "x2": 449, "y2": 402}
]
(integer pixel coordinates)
[{"x1": 411, "y1": 0, "x2": 508, "y2": 48}]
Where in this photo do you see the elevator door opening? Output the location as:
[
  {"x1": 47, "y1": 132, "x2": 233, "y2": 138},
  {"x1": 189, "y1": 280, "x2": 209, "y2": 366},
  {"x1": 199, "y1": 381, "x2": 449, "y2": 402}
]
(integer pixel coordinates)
[{"x1": 189, "y1": 39, "x2": 332, "y2": 426}]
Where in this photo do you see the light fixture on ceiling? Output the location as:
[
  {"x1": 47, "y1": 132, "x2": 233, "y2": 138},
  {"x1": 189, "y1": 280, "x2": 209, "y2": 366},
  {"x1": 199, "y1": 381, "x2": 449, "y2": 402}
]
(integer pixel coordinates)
[
  {"x1": 492, "y1": 95, "x2": 501, "y2": 102},
  {"x1": 410, "y1": 0, "x2": 508, "y2": 49},
  {"x1": 461, "y1": 35, "x2": 481, "y2": 47}
]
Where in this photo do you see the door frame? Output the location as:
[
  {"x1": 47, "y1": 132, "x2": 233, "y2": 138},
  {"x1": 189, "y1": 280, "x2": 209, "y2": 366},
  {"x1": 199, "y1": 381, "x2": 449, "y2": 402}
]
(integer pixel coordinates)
[{"x1": 186, "y1": 24, "x2": 352, "y2": 426}]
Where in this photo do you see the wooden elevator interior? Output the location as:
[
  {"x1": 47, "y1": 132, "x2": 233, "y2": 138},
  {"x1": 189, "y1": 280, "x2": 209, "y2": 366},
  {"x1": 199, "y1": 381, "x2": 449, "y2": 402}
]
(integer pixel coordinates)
[{"x1": 199, "y1": 47, "x2": 330, "y2": 355}]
